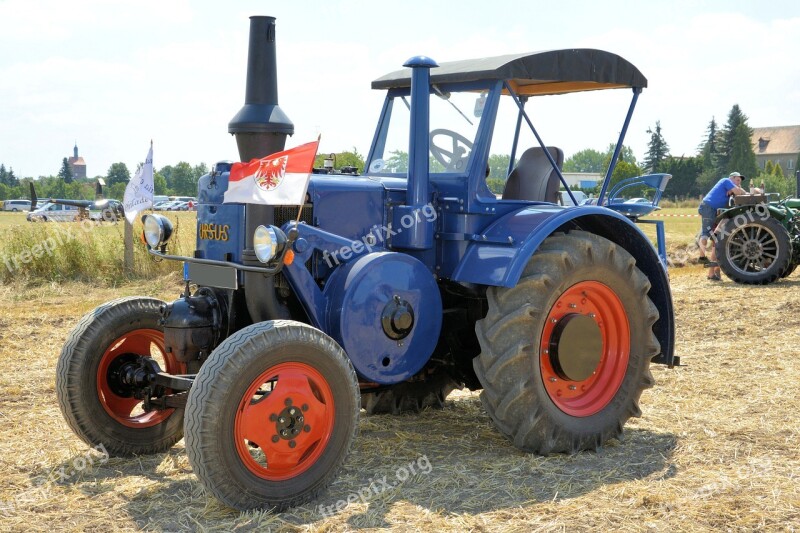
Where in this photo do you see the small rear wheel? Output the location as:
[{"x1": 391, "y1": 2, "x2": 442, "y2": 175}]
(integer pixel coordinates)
[
  {"x1": 474, "y1": 231, "x2": 659, "y2": 454},
  {"x1": 716, "y1": 215, "x2": 792, "y2": 285},
  {"x1": 56, "y1": 297, "x2": 186, "y2": 456},
  {"x1": 184, "y1": 320, "x2": 359, "y2": 511}
]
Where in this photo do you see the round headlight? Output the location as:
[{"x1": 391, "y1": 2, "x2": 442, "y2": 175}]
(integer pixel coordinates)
[
  {"x1": 253, "y1": 225, "x2": 287, "y2": 263},
  {"x1": 143, "y1": 214, "x2": 173, "y2": 248}
]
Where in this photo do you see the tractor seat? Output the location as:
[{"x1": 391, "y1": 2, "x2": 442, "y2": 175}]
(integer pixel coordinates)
[{"x1": 502, "y1": 146, "x2": 564, "y2": 203}]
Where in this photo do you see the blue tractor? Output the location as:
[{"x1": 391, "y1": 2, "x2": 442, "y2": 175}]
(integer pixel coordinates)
[{"x1": 56, "y1": 16, "x2": 675, "y2": 511}]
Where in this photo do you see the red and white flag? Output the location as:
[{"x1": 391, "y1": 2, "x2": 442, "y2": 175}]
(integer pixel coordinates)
[{"x1": 223, "y1": 140, "x2": 319, "y2": 205}]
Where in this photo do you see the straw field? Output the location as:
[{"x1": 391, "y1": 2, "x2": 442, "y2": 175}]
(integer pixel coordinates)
[{"x1": 0, "y1": 209, "x2": 799, "y2": 531}]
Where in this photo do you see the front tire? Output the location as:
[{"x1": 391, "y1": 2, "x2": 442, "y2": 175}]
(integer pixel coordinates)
[
  {"x1": 716, "y1": 215, "x2": 792, "y2": 285},
  {"x1": 474, "y1": 231, "x2": 659, "y2": 454},
  {"x1": 56, "y1": 297, "x2": 187, "y2": 456},
  {"x1": 184, "y1": 320, "x2": 360, "y2": 511}
]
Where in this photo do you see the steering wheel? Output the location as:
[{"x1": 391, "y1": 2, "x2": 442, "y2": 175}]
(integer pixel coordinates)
[{"x1": 430, "y1": 129, "x2": 473, "y2": 172}]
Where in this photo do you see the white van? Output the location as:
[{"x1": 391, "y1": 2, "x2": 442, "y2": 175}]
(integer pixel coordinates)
[
  {"x1": 26, "y1": 202, "x2": 80, "y2": 222},
  {"x1": 2, "y1": 199, "x2": 32, "y2": 212},
  {"x1": 559, "y1": 190, "x2": 587, "y2": 206}
]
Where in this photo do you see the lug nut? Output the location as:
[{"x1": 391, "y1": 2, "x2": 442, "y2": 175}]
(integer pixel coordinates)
[
  {"x1": 271, "y1": 435, "x2": 280, "y2": 443},
  {"x1": 289, "y1": 440, "x2": 296, "y2": 448}
]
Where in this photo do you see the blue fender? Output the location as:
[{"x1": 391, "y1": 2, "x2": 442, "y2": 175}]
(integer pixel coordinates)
[{"x1": 452, "y1": 205, "x2": 676, "y2": 366}]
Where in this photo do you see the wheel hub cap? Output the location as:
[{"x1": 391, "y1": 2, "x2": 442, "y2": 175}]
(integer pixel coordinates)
[
  {"x1": 549, "y1": 314, "x2": 603, "y2": 382},
  {"x1": 540, "y1": 281, "x2": 630, "y2": 417}
]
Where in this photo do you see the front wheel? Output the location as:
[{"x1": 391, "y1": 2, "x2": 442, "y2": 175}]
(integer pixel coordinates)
[
  {"x1": 716, "y1": 215, "x2": 792, "y2": 285},
  {"x1": 474, "y1": 231, "x2": 660, "y2": 454},
  {"x1": 184, "y1": 320, "x2": 360, "y2": 511},
  {"x1": 56, "y1": 297, "x2": 187, "y2": 456}
]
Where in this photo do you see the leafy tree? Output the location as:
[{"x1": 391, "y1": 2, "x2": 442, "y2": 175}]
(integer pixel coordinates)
[
  {"x1": 106, "y1": 182, "x2": 127, "y2": 200},
  {"x1": 563, "y1": 148, "x2": 605, "y2": 173},
  {"x1": 159, "y1": 164, "x2": 175, "y2": 191},
  {"x1": 643, "y1": 121, "x2": 670, "y2": 172},
  {"x1": 170, "y1": 162, "x2": 199, "y2": 196},
  {"x1": 314, "y1": 148, "x2": 366, "y2": 173},
  {"x1": 486, "y1": 178, "x2": 505, "y2": 194},
  {"x1": 153, "y1": 172, "x2": 168, "y2": 195},
  {"x1": 106, "y1": 162, "x2": 131, "y2": 186},
  {"x1": 488, "y1": 154, "x2": 511, "y2": 179},
  {"x1": 728, "y1": 123, "x2": 758, "y2": 178},
  {"x1": 758, "y1": 170, "x2": 794, "y2": 197},
  {"x1": 58, "y1": 157, "x2": 74, "y2": 184},
  {"x1": 0, "y1": 183, "x2": 9, "y2": 201},
  {"x1": 774, "y1": 161, "x2": 784, "y2": 178},
  {"x1": 385, "y1": 150, "x2": 409, "y2": 173},
  {"x1": 717, "y1": 104, "x2": 751, "y2": 174},
  {"x1": 606, "y1": 143, "x2": 637, "y2": 165},
  {"x1": 660, "y1": 155, "x2": 703, "y2": 198},
  {"x1": 765, "y1": 160, "x2": 774, "y2": 174}
]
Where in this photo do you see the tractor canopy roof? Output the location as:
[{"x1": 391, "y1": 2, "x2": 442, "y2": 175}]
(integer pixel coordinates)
[{"x1": 372, "y1": 49, "x2": 647, "y2": 96}]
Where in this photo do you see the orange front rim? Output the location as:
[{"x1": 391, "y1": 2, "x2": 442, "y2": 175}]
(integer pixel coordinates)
[
  {"x1": 96, "y1": 328, "x2": 186, "y2": 428},
  {"x1": 234, "y1": 362, "x2": 335, "y2": 481},
  {"x1": 540, "y1": 281, "x2": 630, "y2": 417}
]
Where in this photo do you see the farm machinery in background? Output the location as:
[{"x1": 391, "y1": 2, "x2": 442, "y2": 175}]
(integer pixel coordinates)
[
  {"x1": 713, "y1": 193, "x2": 800, "y2": 284},
  {"x1": 56, "y1": 16, "x2": 676, "y2": 511}
]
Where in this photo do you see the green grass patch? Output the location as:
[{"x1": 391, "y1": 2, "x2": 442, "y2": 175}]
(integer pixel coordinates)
[{"x1": 0, "y1": 213, "x2": 196, "y2": 285}]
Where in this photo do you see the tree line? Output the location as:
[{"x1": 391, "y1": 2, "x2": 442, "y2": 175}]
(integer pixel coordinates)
[
  {"x1": 0, "y1": 160, "x2": 210, "y2": 202},
  {"x1": 639, "y1": 104, "x2": 799, "y2": 198},
  {"x1": 4, "y1": 109, "x2": 797, "y2": 204}
]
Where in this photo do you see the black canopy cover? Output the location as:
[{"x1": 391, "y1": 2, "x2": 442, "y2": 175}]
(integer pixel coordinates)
[{"x1": 371, "y1": 49, "x2": 647, "y2": 96}]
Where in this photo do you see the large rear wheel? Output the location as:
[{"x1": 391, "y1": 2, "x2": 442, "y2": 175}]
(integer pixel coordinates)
[
  {"x1": 56, "y1": 297, "x2": 187, "y2": 456},
  {"x1": 184, "y1": 320, "x2": 359, "y2": 511},
  {"x1": 474, "y1": 231, "x2": 659, "y2": 454}
]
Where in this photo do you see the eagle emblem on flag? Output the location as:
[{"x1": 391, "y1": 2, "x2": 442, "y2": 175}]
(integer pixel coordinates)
[{"x1": 253, "y1": 155, "x2": 288, "y2": 191}]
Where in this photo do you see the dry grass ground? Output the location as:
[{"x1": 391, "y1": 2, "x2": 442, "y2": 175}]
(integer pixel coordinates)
[{"x1": 1, "y1": 265, "x2": 799, "y2": 532}]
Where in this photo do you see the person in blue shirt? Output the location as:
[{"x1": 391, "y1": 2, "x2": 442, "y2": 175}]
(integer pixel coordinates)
[{"x1": 697, "y1": 172, "x2": 751, "y2": 280}]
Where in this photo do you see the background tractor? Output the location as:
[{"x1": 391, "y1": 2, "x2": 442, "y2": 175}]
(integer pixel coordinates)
[
  {"x1": 714, "y1": 195, "x2": 800, "y2": 284},
  {"x1": 56, "y1": 16, "x2": 676, "y2": 511}
]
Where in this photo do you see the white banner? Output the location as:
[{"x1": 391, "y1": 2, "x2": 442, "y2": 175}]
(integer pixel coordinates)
[{"x1": 123, "y1": 142, "x2": 154, "y2": 223}]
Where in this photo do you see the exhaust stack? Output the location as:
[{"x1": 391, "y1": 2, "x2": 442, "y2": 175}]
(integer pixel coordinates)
[
  {"x1": 228, "y1": 16, "x2": 294, "y2": 161},
  {"x1": 230, "y1": 16, "x2": 294, "y2": 323}
]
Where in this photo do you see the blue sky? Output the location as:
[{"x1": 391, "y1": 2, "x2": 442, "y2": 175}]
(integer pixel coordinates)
[{"x1": 1, "y1": 0, "x2": 799, "y2": 178}]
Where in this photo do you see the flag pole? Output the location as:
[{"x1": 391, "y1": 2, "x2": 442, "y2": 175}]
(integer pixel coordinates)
[{"x1": 295, "y1": 134, "x2": 322, "y2": 225}]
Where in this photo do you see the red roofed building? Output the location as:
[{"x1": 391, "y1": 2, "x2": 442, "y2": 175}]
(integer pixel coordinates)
[{"x1": 68, "y1": 142, "x2": 87, "y2": 179}]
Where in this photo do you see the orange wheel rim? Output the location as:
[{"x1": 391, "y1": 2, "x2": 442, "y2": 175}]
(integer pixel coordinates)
[
  {"x1": 96, "y1": 328, "x2": 186, "y2": 428},
  {"x1": 540, "y1": 281, "x2": 630, "y2": 417},
  {"x1": 234, "y1": 362, "x2": 335, "y2": 481}
]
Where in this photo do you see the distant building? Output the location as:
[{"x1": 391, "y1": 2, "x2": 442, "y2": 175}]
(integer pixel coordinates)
[
  {"x1": 68, "y1": 142, "x2": 87, "y2": 179},
  {"x1": 751, "y1": 126, "x2": 800, "y2": 174},
  {"x1": 562, "y1": 172, "x2": 603, "y2": 189}
]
